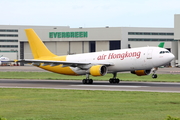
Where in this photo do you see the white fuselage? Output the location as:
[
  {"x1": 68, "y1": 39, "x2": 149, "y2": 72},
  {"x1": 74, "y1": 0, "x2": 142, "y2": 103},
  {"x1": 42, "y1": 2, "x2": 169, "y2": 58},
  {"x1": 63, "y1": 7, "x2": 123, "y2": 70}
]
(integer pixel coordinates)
[{"x1": 66, "y1": 47, "x2": 174, "y2": 75}]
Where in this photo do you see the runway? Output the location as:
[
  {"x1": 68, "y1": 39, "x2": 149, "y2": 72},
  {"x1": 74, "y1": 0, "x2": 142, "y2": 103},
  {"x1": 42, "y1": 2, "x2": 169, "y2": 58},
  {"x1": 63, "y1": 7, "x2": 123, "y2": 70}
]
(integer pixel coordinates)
[
  {"x1": 0, "y1": 79, "x2": 180, "y2": 93},
  {"x1": 0, "y1": 66, "x2": 180, "y2": 92}
]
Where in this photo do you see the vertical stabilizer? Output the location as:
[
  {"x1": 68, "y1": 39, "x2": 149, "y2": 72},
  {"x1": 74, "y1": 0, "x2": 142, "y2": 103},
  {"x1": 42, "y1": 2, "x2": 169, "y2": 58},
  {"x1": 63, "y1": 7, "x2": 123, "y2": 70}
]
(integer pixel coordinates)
[
  {"x1": 158, "y1": 42, "x2": 165, "y2": 48},
  {"x1": 25, "y1": 29, "x2": 57, "y2": 59}
]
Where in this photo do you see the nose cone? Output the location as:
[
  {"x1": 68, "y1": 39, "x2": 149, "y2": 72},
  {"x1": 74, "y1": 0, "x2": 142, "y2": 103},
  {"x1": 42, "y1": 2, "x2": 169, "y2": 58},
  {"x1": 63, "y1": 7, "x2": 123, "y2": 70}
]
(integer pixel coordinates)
[
  {"x1": 168, "y1": 53, "x2": 175, "y2": 62},
  {"x1": 153, "y1": 52, "x2": 175, "y2": 67},
  {"x1": 162, "y1": 53, "x2": 175, "y2": 66}
]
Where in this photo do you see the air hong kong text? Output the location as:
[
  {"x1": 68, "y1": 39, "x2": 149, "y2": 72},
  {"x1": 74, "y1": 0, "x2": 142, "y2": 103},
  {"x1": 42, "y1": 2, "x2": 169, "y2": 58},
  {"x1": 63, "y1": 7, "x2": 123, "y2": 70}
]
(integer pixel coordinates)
[{"x1": 97, "y1": 51, "x2": 141, "y2": 60}]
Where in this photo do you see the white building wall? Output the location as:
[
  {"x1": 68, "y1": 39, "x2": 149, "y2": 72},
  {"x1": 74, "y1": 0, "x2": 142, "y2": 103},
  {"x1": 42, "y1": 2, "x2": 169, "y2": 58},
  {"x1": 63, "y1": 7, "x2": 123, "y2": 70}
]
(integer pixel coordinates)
[
  {"x1": 96, "y1": 41, "x2": 109, "y2": 51},
  {"x1": 56, "y1": 42, "x2": 69, "y2": 55},
  {"x1": 70, "y1": 41, "x2": 82, "y2": 54},
  {"x1": 0, "y1": 52, "x2": 17, "y2": 60},
  {"x1": 174, "y1": 14, "x2": 180, "y2": 40},
  {"x1": 174, "y1": 14, "x2": 180, "y2": 66},
  {"x1": 44, "y1": 42, "x2": 56, "y2": 54},
  {"x1": 83, "y1": 41, "x2": 89, "y2": 53},
  {"x1": 129, "y1": 41, "x2": 172, "y2": 48},
  {"x1": 24, "y1": 42, "x2": 33, "y2": 59}
]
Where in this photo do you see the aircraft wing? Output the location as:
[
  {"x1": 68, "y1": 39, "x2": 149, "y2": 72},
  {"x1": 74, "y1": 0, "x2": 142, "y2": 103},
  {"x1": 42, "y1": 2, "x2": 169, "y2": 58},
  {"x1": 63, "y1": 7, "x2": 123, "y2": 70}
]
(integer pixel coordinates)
[{"x1": 17, "y1": 59, "x2": 114, "y2": 68}]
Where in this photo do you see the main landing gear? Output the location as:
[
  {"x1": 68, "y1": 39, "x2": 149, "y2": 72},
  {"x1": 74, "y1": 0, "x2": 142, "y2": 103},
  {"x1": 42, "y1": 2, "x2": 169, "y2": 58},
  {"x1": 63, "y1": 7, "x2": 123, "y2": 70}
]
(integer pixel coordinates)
[
  {"x1": 152, "y1": 68, "x2": 158, "y2": 79},
  {"x1": 82, "y1": 73, "x2": 120, "y2": 84},
  {"x1": 109, "y1": 73, "x2": 120, "y2": 83},
  {"x1": 82, "y1": 74, "x2": 93, "y2": 84}
]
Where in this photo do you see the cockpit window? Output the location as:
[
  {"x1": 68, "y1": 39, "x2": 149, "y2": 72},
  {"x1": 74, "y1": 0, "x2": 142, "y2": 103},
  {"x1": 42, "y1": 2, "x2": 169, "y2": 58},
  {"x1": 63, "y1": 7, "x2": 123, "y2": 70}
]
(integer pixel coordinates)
[{"x1": 159, "y1": 51, "x2": 170, "y2": 54}]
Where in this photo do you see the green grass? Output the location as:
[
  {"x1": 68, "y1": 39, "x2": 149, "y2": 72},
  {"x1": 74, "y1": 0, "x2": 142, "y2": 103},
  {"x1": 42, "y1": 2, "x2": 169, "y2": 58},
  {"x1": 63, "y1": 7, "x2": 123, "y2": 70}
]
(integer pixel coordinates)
[
  {"x1": 0, "y1": 88, "x2": 180, "y2": 120},
  {"x1": 0, "y1": 71, "x2": 180, "y2": 82}
]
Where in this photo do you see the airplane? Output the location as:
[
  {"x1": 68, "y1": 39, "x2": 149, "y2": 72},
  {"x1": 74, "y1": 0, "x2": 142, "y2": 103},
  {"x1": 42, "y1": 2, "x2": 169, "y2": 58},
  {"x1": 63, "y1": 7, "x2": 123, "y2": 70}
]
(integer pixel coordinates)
[
  {"x1": 16, "y1": 29, "x2": 175, "y2": 84},
  {"x1": 0, "y1": 55, "x2": 10, "y2": 65}
]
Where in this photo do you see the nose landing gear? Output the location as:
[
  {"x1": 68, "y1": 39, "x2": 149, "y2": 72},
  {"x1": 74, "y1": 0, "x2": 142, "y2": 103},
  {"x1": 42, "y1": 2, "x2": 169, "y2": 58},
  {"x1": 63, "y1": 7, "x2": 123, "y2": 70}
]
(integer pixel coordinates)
[
  {"x1": 152, "y1": 74, "x2": 157, "y2": 78},
  {"x1": 152, "y1": 68, "x2": 158, "y2": 79}
]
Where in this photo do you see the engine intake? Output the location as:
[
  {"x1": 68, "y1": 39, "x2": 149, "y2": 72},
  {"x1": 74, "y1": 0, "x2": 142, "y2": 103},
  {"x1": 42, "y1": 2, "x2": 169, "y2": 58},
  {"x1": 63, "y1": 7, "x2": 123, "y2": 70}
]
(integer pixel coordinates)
[
  {"x1": 89, "y1": 65, "x2": 107, "y2": 76},
  {"x1": 131, "y1": 70, "x2": 151, "y2": 76}
]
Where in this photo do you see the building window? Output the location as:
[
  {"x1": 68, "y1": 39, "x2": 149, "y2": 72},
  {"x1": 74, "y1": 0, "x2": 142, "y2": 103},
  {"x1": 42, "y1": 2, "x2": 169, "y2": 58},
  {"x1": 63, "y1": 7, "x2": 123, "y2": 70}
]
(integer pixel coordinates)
[
  {"x1": 0, "y1": 34, "x2": 18, "y2": 37},
  {"x1": 128, "y1": 32, "x2": 134, "y2": 35},
  {"x1": 0, "y1": 45, "x2": 18, "y2": 48},
  {"x1": 167, "y1": 33, "x2": 174, "y2": 35},
  {"x1": 0, "y1": 29, "x2": 18, "y2": 32},
  {"x1": 109, "y1": 41, "x2": 121, "y2": 50},
  {"x1": 128, "y1": 38, "x2": 175, "y2": 41},
  {"x1": 0, "y1": 40, "x2": 18, "y2": 42},
  {"x1": 159, "y1": 33, "x2": 166, "y2": 35},
  {"x1": 89, "y1": 41, "x2": 96, "y2": 52},
  {"x1": 144, "y1": 32, "x2": 150, "y2": 35},
  {"x1": 20, "y1": 42, "x2": 24, "y2": 59},
  {"x1": 0, "y1": 51, "x2": 17, "y2": 52},
  {"x1": 128, "y1": 32, "x2": 174, "y2": 36},
  {"x1": 152, "y1": 33, "x2": 158, "y2": 35}
]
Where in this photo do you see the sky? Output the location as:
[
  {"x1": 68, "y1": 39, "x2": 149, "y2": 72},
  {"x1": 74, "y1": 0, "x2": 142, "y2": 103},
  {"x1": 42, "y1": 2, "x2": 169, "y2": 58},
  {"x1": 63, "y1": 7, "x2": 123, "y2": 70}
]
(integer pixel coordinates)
[{"x1": 0, "y1": 0, "x2": 180, "y2": 28}]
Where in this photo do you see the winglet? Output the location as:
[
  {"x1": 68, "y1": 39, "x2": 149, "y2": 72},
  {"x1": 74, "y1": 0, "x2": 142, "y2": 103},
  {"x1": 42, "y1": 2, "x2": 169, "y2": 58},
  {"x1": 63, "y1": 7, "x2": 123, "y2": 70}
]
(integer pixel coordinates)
[{"x1": 158, "y1": 42, "x2": 164, "y2": 48}]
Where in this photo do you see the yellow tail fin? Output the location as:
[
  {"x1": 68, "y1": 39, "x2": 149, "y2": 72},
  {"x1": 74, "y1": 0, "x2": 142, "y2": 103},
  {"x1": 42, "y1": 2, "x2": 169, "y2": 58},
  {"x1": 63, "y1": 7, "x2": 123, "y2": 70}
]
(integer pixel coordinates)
[{"x1": 25, "y1": 29, "x2": 57, "y2": 59}]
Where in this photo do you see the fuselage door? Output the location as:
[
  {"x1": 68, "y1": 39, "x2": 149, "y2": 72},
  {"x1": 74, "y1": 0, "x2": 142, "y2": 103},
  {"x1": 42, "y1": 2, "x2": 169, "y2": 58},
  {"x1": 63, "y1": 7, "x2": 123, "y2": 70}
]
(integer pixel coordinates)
[{"x1": 147, "y1": 49, "x2": 153, "y2": 59}]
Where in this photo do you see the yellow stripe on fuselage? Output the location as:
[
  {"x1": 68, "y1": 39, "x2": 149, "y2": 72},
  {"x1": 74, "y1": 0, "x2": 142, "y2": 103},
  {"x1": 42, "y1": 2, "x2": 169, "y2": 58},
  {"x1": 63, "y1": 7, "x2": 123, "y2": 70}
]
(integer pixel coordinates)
[{"x1": 37, "y1": 56, "x2": 78, "y2": 76}]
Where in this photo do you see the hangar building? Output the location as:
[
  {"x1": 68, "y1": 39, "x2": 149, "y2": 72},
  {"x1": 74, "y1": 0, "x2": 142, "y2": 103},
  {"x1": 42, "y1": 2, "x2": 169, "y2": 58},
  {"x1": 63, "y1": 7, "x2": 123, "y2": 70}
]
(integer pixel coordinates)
[
  {"x1": 174, "y1": 14, "x2": 180, "y2": 66},
  {"x1": 0, "y1": 14, "x2": 180, "y2": 67}
]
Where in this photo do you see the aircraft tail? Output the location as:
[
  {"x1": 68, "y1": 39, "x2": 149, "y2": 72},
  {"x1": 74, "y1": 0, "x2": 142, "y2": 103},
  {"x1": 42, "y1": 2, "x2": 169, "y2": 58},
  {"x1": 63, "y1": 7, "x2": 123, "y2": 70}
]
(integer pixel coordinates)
[
  {"x1": 25, "y1": 29, "x2": 57, "y2": 59},
  {"x1": 158, "y1": 42, "x2": 164, "y2": 48}
]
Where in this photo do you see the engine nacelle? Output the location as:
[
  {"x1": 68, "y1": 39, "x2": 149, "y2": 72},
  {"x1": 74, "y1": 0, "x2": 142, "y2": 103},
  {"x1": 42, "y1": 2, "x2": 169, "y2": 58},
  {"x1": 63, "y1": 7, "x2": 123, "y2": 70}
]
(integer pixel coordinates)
[
  {"x1": 89, "y1": 65, "x2": 107, "y2": 76},
  {"x1": 131, "y1": 70, "x2": 151, "y2": 76}
]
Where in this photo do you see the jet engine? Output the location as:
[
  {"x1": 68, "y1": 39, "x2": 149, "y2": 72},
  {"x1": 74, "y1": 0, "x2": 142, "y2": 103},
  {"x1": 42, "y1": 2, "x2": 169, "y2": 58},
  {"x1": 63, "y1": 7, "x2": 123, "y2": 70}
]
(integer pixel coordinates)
[
  {"x1": 131, "y1": 70, "x2": 151, "y2": 76},
  {"x1": 89, "y1": 65, "x2": 107, "y2": 76}
]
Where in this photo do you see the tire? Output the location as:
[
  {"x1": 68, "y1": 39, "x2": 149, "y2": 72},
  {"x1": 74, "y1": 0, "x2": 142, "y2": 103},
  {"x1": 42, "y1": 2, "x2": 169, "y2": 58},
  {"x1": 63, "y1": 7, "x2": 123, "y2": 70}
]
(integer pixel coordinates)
[
  {"x1": 82, "y1": 79, "x2": 86, "y2": 84},
  {"x1": 152, "y1": 74, "x2": 157, "y2": 79},
  {"x1": 109, "y1": 79, "x2": 113, "y2": 83},
  {"x1": 90, "y1": 79, "x2": 93, "y2": 84},
  {"x1": 116, "y1": 79, "x2": 120, "y2": 83}
]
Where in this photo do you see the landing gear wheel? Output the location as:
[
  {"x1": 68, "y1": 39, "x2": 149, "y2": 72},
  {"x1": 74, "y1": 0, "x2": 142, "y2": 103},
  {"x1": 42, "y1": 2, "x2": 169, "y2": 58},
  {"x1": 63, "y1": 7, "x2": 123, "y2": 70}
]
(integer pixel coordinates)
[
  {"x1": 152, "y1": 68, "x2": 158, "y2": 79},
  {"x1": 116, "y1": 79, "x2": 120, "y2": 83},
  {"x1": 82, "y1": 74, "x2": 93, "y2": 84},
  {"x1": 152, "y1": 74, "x2": 157, "y2": 79},
  {"x1": 82, "y1": 79, "x2": 87, "y2": 84},
  {"x1": 109, "y1": 78, "x2": 120, "y2": 83},
  {"x1": 109, "y1": 79, "x2": 113, "y2": 83},
  {"x1": 82, "y1": 79, "x2": 93, "y2": 84},
  {"x1": 87, "y1": 79, "x2": 93, "y2": 84},
  {"x1": 109, "y1": 73, "x2": 120, "y2": 83}
]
